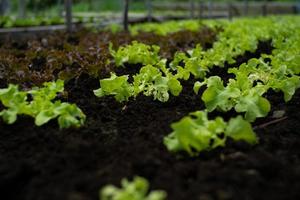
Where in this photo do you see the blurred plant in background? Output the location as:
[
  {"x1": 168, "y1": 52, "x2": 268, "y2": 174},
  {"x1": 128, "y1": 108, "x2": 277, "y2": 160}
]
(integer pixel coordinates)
[{"x1": 1, "y1": 0, "x2": 298, "y2": 16}]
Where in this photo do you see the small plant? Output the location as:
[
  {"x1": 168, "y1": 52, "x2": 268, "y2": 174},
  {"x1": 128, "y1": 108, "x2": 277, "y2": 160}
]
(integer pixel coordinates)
[
  {"x1": 129, "y1": 20, "x2": 203, "y2": 36},
  {"x1": 132, "y1": 64, "x2": 182, "y2": 102},
  {"x1": 229, "y1": 58, "x2": 300, "y2": 102},
  {"x1": 94, "y1": 64, "x2": 183, "y2": 103},
  {"x1": 194, "y1": 75, "x2": 271, "y2": 122},
  {"x1": 164, "y1": 111, "x2": 257, "y2": 156},
  {"x1": 0, "y1": 80, "x2": 86, "y2": 129},
  {"x1": 109, "y1": 41, "x2": 161, "y2": 67},
  {"x1": 100, "y1": 176, "x2": 167, "y2": 200},
  {"x1": 93, "y1": 73, "x2": 134, "y2": 102},
  {"x1": 170, "y1": 45, "x2": 209, "y2": 79}
]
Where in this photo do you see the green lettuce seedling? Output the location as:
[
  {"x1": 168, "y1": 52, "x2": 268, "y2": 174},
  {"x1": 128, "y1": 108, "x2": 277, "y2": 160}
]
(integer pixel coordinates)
[
  {"x1": 0, "y1": 80, "x2": 85, "y2": 129},
  {"x1": 94, "y1": 64, "x2": 183, "y2": 103},
  {"x1": 100, "y1": 176, "x2": 167, "y2": 200},
  {"x1": 164, "y1": 111, "x2": 257, "y2": 156},
  {"x1": 133, "y1": 64, "x2": 182, "y2": 102},
  {"x1": 110, "y1": 41, "x2": 161, "y2": 67},
  {"x1": 194, "y1": 75, "x2": 270, "y2": 122},
  {"x1": 0, "y1": 84, "x2": 29, "y2": 124},
  {"x1": 130, "y1": 20, "x2": 203, "y2": 36},
  {"x1": 94, "y1": 73, "x2": 134, "y2": 102},
  {"x1": 170, "y1": 45, "x2": 209, "y2": 79},
  {"x1": 229, "y1": 57, "x2": 300, "y2": 102}
]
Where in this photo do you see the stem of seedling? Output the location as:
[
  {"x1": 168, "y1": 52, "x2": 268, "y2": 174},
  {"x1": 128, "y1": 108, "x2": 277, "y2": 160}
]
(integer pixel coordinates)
[{"x1": 253, "y1": 116, "x2": 288, "y2": 130}]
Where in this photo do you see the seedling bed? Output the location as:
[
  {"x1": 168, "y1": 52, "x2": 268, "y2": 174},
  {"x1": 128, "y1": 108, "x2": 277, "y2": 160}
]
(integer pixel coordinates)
[{"x1": 0, "y1": 20, "x2": 300, "y2": 200}]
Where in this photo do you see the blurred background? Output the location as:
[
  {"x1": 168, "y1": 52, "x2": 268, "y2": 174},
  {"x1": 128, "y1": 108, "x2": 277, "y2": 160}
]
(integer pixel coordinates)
[{"x1": 0, "y1": 0, "x2": 299, "y2": 28}]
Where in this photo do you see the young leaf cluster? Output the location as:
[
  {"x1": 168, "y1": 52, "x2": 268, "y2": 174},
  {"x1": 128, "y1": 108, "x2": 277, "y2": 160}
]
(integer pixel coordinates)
[
  {"x1": 169, "y1": 18, "x2": 276, "y2": 76},
  {"x1": 166, "y1": 19, "x2": 274, "y2": 81},
  {"x1": 164, "y1": 111, "x2": 257, "y2": 156},
  {"x1": 229, "y1": 58, "x2": 300, "y2": 102},
  {"x1": 94, "y1": 61, "x2": 183, "y2": 102},
  {"x1": 129, "y1": 20, "x2": 204, "y2": 36},
  {"x1": 97, "y1": 40, "x2": 206, "y2": 102},
  {"x1": 170, "y1": 45, "x2": 209, "y2": 79},
  {"x1": 0, "y1": 16, "x2": 65, "y2": 28},
  {"x1": 0, "y1": 80, "x2": 86, "y2": 129},
  {"x1": 194, "y1": 75, "x2": 270, "y2": 122},
  {"x1": 270, "y1": 16, "x2": 300, "y2": 75},
  {"x1": 110, "y1": 41, "x2": 160, "y2": 67},
  {"x1": 100, "y1": 176, "x2": 167, "y2": 200}
]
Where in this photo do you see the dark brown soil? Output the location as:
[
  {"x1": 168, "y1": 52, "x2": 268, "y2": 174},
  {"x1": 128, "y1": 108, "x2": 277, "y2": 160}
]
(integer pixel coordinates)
[
  {"x1": 0, "y1": 31, "x2": 300, "y2": 200},
  {"x1": 0, "y1": 27, "x2": 217, "y2": 88}
]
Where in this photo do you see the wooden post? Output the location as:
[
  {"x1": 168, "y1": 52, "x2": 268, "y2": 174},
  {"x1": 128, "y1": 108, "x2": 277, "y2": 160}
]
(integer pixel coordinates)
[
  {"x1": 262, "y1": 1, "x2": 267, "y2": 16},
  {"x1": 0, "y1": 0, "x2": 10, "y2": 15},
  {"x1": 123, "y1": 0, "x2": 129, "y2": 32},
  {"x1": 57, "y1": 0, "x2": 63, "y2": 17},
  {"x1": 208, "y1": 0, "x2": 213, "y2": 18},
  {"x1": 292, "y1": 4, "x2": 296, "y2": 14},
  {"x1": 189, "y1": 0, "x2": 195, "y2": 19},
  {"x1": 146, "y1": 0, "x2": 152, "y2": 22},
  {"x1": 296, "y1": 2, "x2": 300, "y2": 14},
  {"x1": 18, "y1": 0, "x2": 26, "y2": 18},
  {"x1": 65, "y1": 0, "x2": 72, "y2": 32}
]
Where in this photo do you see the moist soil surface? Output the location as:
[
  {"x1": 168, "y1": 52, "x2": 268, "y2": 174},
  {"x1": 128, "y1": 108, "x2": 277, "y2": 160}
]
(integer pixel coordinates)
[{"x1": 0, "y1": 30, "x2": 300, "y2": 200}]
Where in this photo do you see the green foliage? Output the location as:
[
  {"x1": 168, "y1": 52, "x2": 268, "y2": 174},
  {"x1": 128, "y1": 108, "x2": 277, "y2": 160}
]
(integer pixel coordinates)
[
  {"x1": 130, "y1": 20, "x2": 203, "y2": 36},
  {"x1": 171, "y1": 17, "x2": 276, "y2": 71},
  {"x1": 0, "y1": 84, "x2": 29, "y2": 124},
  {"x1": 94, "y1": 73, "x2": 134, "y2": 102},
  {"x1": 166, "y1": 18, "x2": 277, "y2": 79},
  {"x1": 229, "y1": 58, "x2": 300, "y2": 102},
  {"x1": 102, "y1": 16, "x2": 300, "y2": 121},
  {"x1": 270, "y1": 16, "x2": 300, "y2": 75},
  {"x1": 133, "y1": 64, "x2": 182, "y2": 102},
  {"x1": 194, "y1": 76, "x2": 240, "y2": 111},
  {"x1": 161, "y1": 16, "x2": 300, "y2": 155},
  {"x1": 225, "y1": 116, "x2": 257, "y2": 144},
  {"x1": 0, "y1": 80, "x2": 86, "y2": 129},
  {"x1": 100, "y1": 176, "x2": 167, "y2": 200},
  {"x1": 164, "y1": 111, "x2": 257, "y2": 156},
  {"x1": 0, "y1": 16, "x2": 65, "y2": 28},
  {"x1": 170, "y1": 45, "x2": 209, "y2": 79},
  {"x1": 194, "y1": 76, "x2": 271, "y2": 122},
  {"x1": 110, "y1": 41, "x2": 161, "y2": 67},
  {"x1": 94, "y1": 63, "x2": 183, "y2": 103}
]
